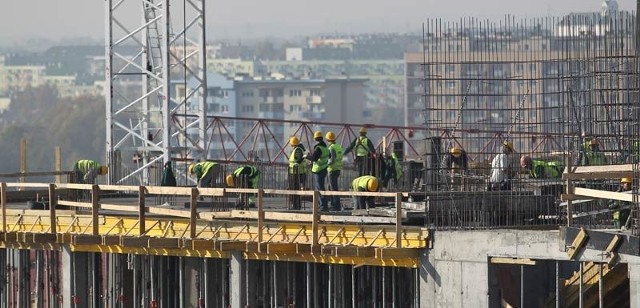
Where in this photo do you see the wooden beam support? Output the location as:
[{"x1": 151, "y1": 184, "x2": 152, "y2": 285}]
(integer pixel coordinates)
[
  {"x1": 573, "y1": 187, "x2": 633, "y2": 202},
  {"x1": 73, "y1": 235, "x2": 102, "y2": 245},
  {"x1": 377, "y1": 247, "x2": 420, "y2": 259},
  {"x1": 219, "y1": 241, "x2": 248, "y2": 251},
  {"x1": 32, "y1": 233, "x2": 58, "y2": 244},
  {"x1": 567, "y1": 228, "x2": 588, "y2": 260},
  {"x1": 490, "y1": 257, "x2": 537, "y2": 265},
  {"x1": 148, "y1": 238, "x2": 180, "y2": 249},
  {"x1": 48, "y1": 184, "x2": 57, "y2": 234},
  {"x1": 139, "y1": 186, "x2": 146, "y2": 235},
  {"x1": 605, "y1": 234, "x2": 622, "y2": 266},
  {"x1": 190, "y1": 188, "x2": 198, "y2": 238},
  {"x1": 102, "y1": 235, "x2": 120, "y2": 246},
  {"x1": 121, "y1": 236, "x2": 150, "y2": 247},
  {"x1": 266, "y1": 243, "x2": 299, "y2": 254},
  {"x1": 91, "y1": 184, "x2": 100, "y2": 235}
]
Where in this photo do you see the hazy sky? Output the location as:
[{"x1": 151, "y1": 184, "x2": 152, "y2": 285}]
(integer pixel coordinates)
[{"x1": 0, "y1": 0, "x2": 636, "y2": 42}]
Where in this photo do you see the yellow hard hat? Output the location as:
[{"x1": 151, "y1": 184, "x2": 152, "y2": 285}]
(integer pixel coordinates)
[
  {"x1": 503, "y1": 141, "x2": 514, "y2": 151},
  {"x1": 226, "y1": 174, "x2": 235, "y2": 187},
  {"x1": 313, "y1": 131, "x2": 323, "y2": 139},
  {"x1": 450, "y1": 147, "x2": 462, "y2": 158},
  {"x1": 290, "y1": 136, "x2": 300, "y2": 146},
  {"x1": 621, "y1": 177, "x2": 633, "y2": 184},
  {"x1": 99, "y1": 166, "x2": 109, "y2": 175},
  {"x1": 359, "y1": 127, "x2": 368, "y2": 134},
  {"x1": 367, "y1": 178, "x2": 379, "y2": 192},
  {"x1": 325, "y1": 131, "x2": 336, "y2": 141},
  {"x1": 188, "y1": 163, "x2": 196, "y2": 174}
]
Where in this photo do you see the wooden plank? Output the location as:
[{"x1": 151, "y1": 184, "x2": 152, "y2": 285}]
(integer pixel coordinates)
[
  {"x1": 266, "y1": 243, "x2": 299, "y2": 254},
  {"x1": 145, "y1": 186, "x2": 194, "y2": 196},
  {"x1": 191, "y1": 239, "x2": 217, "y2": 250},
  {"x1": 567, "y1": 228, "x2": 588, "y2": 260},
  {"x1": 49, "y1": 184, "x2": 57, "y2": 234},
  {"x1": 563, "y1": 164, "x2": 634, "y2": 175},
  {"x1": 148, "y1": 238, "x2": 180, "y2": 249},
  {"x1": 606, "y1": 235, "x2": 622, "y2": 266},
  {"x1": 573, "y1": 187, "x2": 633, "y2": 202},
  {"x1": 32, "y1": 233, "x2": 58, "y2": 244},
  {"x1": 190, "y1": 188, "x2": 198, "y2": 239},
  {"x1": 101, "y1": 203, "x2": 139, "y2": 212},
  {"x1": 219, "y1": 241, "x2": 248, "y2": 251},
  {"x1": 228, "y1": 210, "x2": 397, "y2": 224},
  {"x1": 91, "y1": 185, "x2": 99, "y2": 236},
  {"x1": 356, "y1": 247, "x2": 376, "y2": 257},
  {"x1": 262, "y1": 188, "x2": 408, "y2": 198},
  {"x1": 490, "y1": 257, "x2": 537, "y2": 265},
  {"x1": 1, "y1": 183, "x2": 6, "y2": 233},
  {"x1": 296, "y1": 244, "x2": 312, "y2": 254},
  {"x1": 121, "y1": 236, "x2": 150, "y2": 247},
  {"x1": 97, "y1": 185, "x2": 140, "y2": 192},
  {"x1": 377, "y1": 248, "x2": 420, "y2": 259},
  {"x1": 73, "y1": 235, "x2": 102, "y2": 245},
  {"x1": 58, "y1": 200, "x2": 92, "y2": 209},
  {"x1": 395, "y1": 193, "x2": 402, "y2": 248},
  {"x1": 246, "y1": 242, "x2": 268, "y2": 253},
  {"x1": 199, "y1": 212, "x2": 232, "y2": 220},
  {"x1": 147, "y1": 207, "x2": 192, "y2": 218},
  {"x1": 102, "y1": 235, "x2": 120, "y2": 246},
  {"x1": 197, "y1": 187, "x2": 225, "y2": 197},
  {"x1": 562, "y1": 172, "x2": 634, "y2": 180},
  {"x1": 56, "y1": 183, "x2": 92, "y2": 190}
]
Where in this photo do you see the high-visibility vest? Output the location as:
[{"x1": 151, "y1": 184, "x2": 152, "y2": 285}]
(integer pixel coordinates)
[
  {"x1": 391, "y1": 153, "x2": 403, "y2": 180},
  {"x1": 531, "y1": 160, "x2": 562, "y2": 179},
  {"x1": 355, "y1": 136, "x2": 371, "y2": 157},
  {"x1": 311, "y1": 144, "x2": 329, "y2": 173},
  {"x1": 234, "y1": 166, "x2": 260, "y2": 188},
  {"x1": 328, "y1": 143, "x2": 343, "y2": 172},
  {"x1": 352, "y1": 175, "x2": 377, "y2": 191},
  {"x1": 74, "y1": 159, "x2": 99, "y2": 173},
  {"x1": 195, "y1": 161, "x2": 218, "y2": 179},
  {"x1": 289, "y1": 146, "x2": 306, "y2": 174}
]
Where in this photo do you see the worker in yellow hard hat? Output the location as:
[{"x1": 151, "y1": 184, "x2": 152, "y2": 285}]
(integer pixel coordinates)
[
  {"x1": 343, "y1": 126, "x2": 376, "y2": 176},
  {"x1": 288, "y1": 136, "x2": 307, "y2": 210},
  {"x1": 188, "y1": 161, "x2": 222, "y2": 188},
  {"x1": 608, "y1": 177, "x2": 633, "y2": 229},
  {"x1": 487, "y1": 141, "x2": 516, "y2": 191},
  {"x1": 326, "y1": 131, "x2": 343, "y2": 211},
  {"x1": 72, "y1": 159, "x2": 108, "y2": 184},
  {"x1": 580, "y1": 137, "x2": 607, "y2": 166},
  {"x1": 304, "y1": 131, "x2": 329, "y2": 211},
  {"x1": 441, "y1": 146, "x2": 469, "y2": 190},
  {"x1": 351, "y1": 175, "x2": 379, "y2": 210},
  {"x1": 226, "y1": 165, "x2": 261, "y2": 208}
]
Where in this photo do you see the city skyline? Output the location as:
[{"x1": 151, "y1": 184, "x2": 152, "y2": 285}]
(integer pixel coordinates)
[{"x1": 0, "y1": 0, "x2": 635, "y2": 44}]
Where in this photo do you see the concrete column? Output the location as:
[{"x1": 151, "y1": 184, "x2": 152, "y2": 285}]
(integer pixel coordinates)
[
  {"x1": 629, "y1": 262, "x2": 640, "y2": 307},
  {"x1": 229, "y1": 252, "x2": 246, "y2": 308},
  {"x1": 61, "y1": 246, "x2": 89, "y2": 308},
  {"x1": 184, "y1": 257, "x2": 200, "y2": 307},
  {"x1": 419, "y1": 249, "x2": 436, "y2": 308}
]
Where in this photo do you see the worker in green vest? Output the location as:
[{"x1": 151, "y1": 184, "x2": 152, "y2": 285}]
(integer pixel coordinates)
[
  {"x1": 72, "y1": 159, "x2": 108, "y2": 184},
  {"x1": 352, "y1": 175, "x2": 379, "y2": 210},
  {"x1": 226, "y1": 165, "x2": 261, "y2": 208},
  {"x1": 609, "y1": 177, "x2": 633, "y2": 229},
  {"x1": 519, "y1": 156, "x2": 563, "y2": 179},
  {"x1": 580, "y1": 138, "x2": 607, "y2": 166},
  {"x1": 305, "y1": 131, "x2": 329, "y2": 211},
  {"x1": 343, "y1": 126, "x2": 376, "y2": 176},
  {"x1": 188, "y1": 161, "x2": 222, "y2": 188},
  {"x1": 326, "y1": 131, "x2": 343, "y2": 211},
  {"x1": 288, "y1": 136, "x2": 307, "y2": 210}
]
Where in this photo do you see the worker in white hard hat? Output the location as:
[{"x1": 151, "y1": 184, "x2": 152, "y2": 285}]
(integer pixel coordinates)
[
  {"x1": 288, "y1": 136, "x2": 307, "y2": 210},
  {"x1": 487, "y1": 141, "x2": 516, "y2": 191}
]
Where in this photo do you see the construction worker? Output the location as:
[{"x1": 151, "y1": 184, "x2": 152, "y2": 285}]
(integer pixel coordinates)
[
  {"x1": 343, "y1": 127, "x2": 376, "y2": 176},
  {"x1": 288, "y1": 136, "x2": 307, "y2": 210},
  {"x1": 188, "y1": 161, "x2": 222, "y2": 188},
  {"x1": 305, "y1": 131, "x2": 329, "y2": 211},
  {"x1": 72, "y1": 159, "x2": 108, "y2": 184},
  {"x1": 580, "y1": 138, "x2": 607, "y2": 166},
  {"x1": 519, "y1": 155, "x2": 563, "y2": 179},
  {"x1": 381, "y1": 152, "x2": 403, "y2": 189},
  {"x1": 352, "y1": 175, "x2": 379, "y2": 210},
  {"x1": 226, "y1": 165, "x2": 261, "y2": 208},
  {"x1": 608, "y1": 177, "x2": 633, "y2": 229},
  {"x1": 487, "y1": 141, "x2": 516, "y2": 191},
  {"x1": 441, "y1": 146, "x2": 469, "y2": 190},
  {"x1": 326, "y1": 131, "x2": 342, "y2": 211}
]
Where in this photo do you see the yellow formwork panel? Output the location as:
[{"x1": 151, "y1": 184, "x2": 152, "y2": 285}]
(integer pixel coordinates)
[{"x1": 1, "y1": 212, "x2": 428, "y2": 267}]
